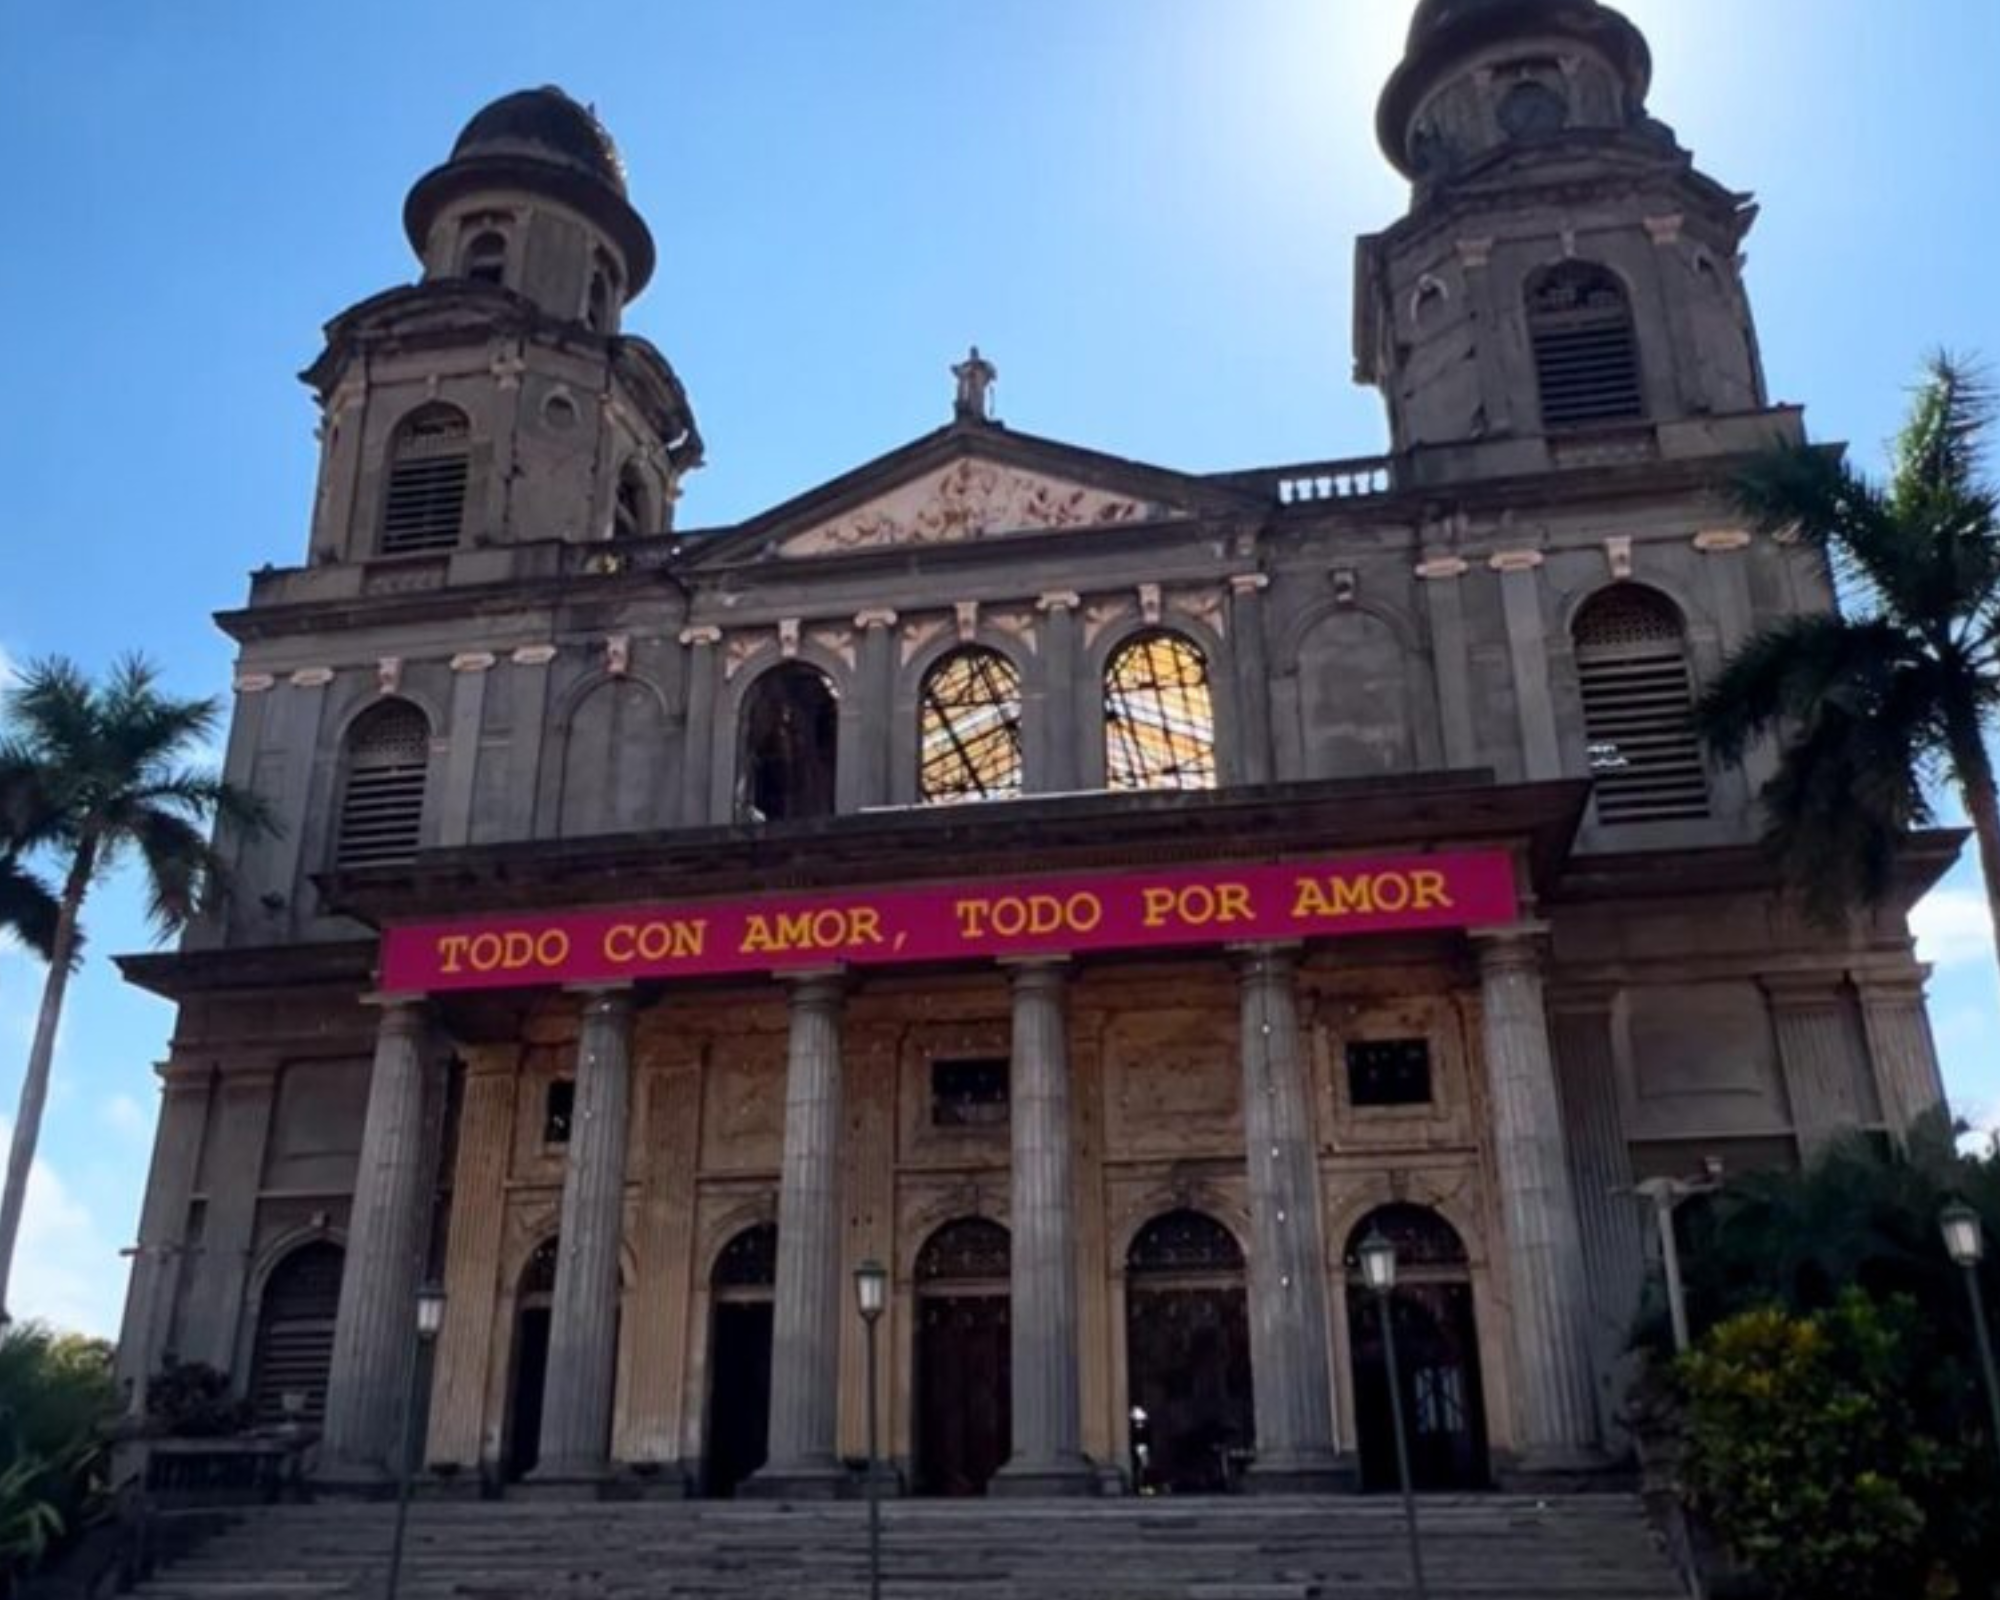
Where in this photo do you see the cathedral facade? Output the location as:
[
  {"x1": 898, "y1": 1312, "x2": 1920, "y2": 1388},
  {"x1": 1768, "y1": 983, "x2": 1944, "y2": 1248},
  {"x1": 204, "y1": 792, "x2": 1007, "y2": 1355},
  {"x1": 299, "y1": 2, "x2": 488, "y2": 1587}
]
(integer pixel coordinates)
[{"x1": 117, "y1": 0, "x2": 1953, "y2": 1499}]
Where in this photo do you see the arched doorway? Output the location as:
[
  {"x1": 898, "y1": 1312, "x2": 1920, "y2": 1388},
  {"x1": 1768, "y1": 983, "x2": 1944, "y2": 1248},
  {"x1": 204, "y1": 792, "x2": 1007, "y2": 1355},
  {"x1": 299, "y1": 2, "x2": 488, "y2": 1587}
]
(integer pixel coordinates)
[
  {"x1": 1344, "y1": 1205, "x2": 1489, "y2": 1492},
  {"x1": 913, "y1": 1218, "x2": 1011, "y2": 1497},
  {"x1": 504, "y1": 1238, "x2": 558, "y2": 1482},
  {"x1": 704, "y1": 1222, "x2": 777, "y2": 1498},
  {"x1": 1124, "y1": 1210, "x2": 1253, "y2": 1494},
  {"x1": 248, "y1": 1240, "x2": 344, "y2": 1427}
]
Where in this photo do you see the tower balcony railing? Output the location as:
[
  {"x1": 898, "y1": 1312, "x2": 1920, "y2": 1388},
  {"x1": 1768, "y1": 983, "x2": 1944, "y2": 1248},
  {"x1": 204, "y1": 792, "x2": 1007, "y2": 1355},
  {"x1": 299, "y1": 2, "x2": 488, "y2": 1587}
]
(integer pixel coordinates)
[{"x1": 1212, "y1": 453, "x2": 1396, "y2": 506}]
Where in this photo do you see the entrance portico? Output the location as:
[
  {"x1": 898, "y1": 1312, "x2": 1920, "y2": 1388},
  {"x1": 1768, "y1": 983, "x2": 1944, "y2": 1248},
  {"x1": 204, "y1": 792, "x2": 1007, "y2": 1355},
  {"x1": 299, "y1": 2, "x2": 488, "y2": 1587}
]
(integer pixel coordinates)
[{"x1": 304, "y1": 777, "x2": 1598, "y2": 1495}]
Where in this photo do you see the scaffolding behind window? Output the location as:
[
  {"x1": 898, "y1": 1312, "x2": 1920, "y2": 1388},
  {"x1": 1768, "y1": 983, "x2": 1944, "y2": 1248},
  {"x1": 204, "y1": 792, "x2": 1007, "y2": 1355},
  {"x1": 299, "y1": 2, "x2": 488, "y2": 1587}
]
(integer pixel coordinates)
[
  {"x1": 1105, "y1": 631, "x2": 1217, "y2": 791},
  {"x1": 920, "y1": 648, "x2": 1023, "y2": 803}
]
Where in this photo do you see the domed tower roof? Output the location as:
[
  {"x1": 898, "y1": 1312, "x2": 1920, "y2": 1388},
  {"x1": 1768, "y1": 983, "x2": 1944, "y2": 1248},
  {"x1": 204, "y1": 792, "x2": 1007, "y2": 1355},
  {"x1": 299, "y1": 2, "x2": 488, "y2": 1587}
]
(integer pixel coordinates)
[
  {"x1": 404, "y1": 86, "x2": 656, "y2": 294},
  {"x1": 1380, "y1": 0, "x2": 1652, "y2": 177}
]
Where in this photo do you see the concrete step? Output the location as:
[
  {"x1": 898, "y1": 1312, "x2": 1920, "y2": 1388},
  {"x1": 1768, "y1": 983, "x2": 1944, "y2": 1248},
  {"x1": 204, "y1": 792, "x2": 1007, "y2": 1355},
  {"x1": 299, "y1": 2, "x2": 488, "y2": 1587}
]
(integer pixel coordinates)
[{"x1": 131, "y1": 1496, "x2": 1685, "y2": 1600}]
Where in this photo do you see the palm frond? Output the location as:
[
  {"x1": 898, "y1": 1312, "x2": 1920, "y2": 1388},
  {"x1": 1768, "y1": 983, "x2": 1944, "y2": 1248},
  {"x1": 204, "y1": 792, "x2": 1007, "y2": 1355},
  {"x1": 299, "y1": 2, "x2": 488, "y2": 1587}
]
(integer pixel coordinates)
[
  {"x1": 1695, "y1": 614, "x2": 1927, "y2": 761},
  {"x1": 0, "y1": 859, "x2": 59, "y2": 962},
  {"x1": 114, "y1": 805, "x2": 227, "y2": 937},
  {"x1": 1893, "y1": 352, "x2": 1995, "y2": 510}
]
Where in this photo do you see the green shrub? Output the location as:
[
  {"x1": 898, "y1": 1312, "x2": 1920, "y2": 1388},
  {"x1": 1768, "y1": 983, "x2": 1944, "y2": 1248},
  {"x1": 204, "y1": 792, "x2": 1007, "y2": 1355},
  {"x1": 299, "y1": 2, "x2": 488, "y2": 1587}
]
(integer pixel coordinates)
[
  {"x1": 1678, "y1": 1292, "x2": 1952, "y2": 1600},
  {"x1": 0, "y1": 1323, "x2": 118, "y2": 1581}
]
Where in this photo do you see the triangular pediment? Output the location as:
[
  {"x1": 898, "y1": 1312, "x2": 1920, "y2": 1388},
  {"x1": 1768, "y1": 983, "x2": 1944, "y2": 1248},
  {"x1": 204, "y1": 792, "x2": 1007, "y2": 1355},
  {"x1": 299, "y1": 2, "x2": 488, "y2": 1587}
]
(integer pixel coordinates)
[{"x1": 774, "y1": 452, "x2": 1196, "y2": 557}]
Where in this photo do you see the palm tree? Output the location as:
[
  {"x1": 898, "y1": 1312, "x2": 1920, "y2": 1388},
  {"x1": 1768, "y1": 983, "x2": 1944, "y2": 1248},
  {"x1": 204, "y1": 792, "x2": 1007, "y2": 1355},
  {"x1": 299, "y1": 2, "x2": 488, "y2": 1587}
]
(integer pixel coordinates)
[
  {"x1": 0, "y1": 767, "x2": 58, "y2": 963},
  {"x1": 0, "y1": 657, "x2": 269, "y2": 1324},
  {"x1": 1698, "y1": 354, "x2": 2000, "y2": 976}
]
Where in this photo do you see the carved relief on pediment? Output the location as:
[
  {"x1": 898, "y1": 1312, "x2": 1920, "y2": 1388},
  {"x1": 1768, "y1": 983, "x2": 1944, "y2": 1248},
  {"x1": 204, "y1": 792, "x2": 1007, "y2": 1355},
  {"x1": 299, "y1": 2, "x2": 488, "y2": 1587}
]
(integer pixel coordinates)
[{"x1": 778, "y1": 458, "x2": 1185, "y2": 557}]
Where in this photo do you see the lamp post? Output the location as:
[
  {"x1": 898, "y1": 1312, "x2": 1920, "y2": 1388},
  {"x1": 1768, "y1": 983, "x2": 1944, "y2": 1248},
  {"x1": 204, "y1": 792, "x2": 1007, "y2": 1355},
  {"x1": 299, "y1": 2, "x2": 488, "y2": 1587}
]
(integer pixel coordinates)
[
  {"x1": 1632, "y1": 1159, "x2": 1723, "y2": 1355},
  {"x1": 384, "y1": 1282, "x2": 446, "y2": 1600},
  {"x1": 1941, "y1": 1203, "x2": 2000, "y2": 1466},
  {"x1": 854, "y1": 1259, "x2": 888, "y2": 1600},
  {"x1": 1357, "y1": 1230, "x2": 1428, "y2": 1600}
]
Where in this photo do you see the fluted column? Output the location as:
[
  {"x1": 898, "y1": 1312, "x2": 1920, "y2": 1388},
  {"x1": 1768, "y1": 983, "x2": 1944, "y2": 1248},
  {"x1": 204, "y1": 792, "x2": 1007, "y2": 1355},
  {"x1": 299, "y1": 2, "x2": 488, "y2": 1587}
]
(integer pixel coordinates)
[
  {"x1": 1858, "y1": 972, "x2": 1949, "y2": 1140},
  {"x1": 1764, "y1": 975, "x2": 1875, "y2": 1158},
  {"x1": 1477, "y1": 929, "x2": 1602, "y2": 1473},
  {"x1": 994, "y1": 961, "x2": 1093, "y2": 1495},
  {"x1": 1236, "y1": 946, "x2": 1345, "y2": 1491},
  {"x1": 533, "y1": 989, "x2": 635, "y2": 1481},
  {"x1": 746, "y1": 974, "x2": 848, "y2": 1498},
  {"x1": 319, "y1": 998, "x2": 433, "y2": 1481}
]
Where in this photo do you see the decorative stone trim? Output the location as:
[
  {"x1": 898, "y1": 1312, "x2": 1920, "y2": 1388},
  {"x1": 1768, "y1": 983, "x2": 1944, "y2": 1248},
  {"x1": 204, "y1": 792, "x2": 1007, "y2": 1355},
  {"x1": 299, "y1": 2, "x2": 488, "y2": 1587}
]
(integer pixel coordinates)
[
  {"x1": 1228, "y1": 573, "x2": 1271, "y2": 596},
  {"x1": 376, "y1": 657, "x2": 403, "y2": 696},
  {"x1": 1693, "y1": 528, "x2": 1753, "y2": 553},
  {"x1": 234, "y1": 672, "x2": 277, "y2": 694},
  {"x1": 1414, "y1": 556, "x2": 1469, "y2": 581},
  {"x1": 288, "y1": 667, "x2": 334, "y2": 689},
  {"x1": 1137, "y1": 583, "x2": 1164, "y2": 625},
  {"x1": 853, "y1": 608, "x2": 899, "y2": 632},
  {"x1": 1035, "y1": 591, "x2": 1081, "y2": 615},
  {"x1": 676, "y1": 627, "x2": 722, "y2": 649},
  {"x1": 953, "y1": 601, "x2": 980, "y2": 643},
  {"x1": 449, "y1": 651, "x2": 497, "y2": 674},
  {"x1": 512, "y1": 644, "x2": 559, "y2": 666},
  {"x1": 777, "y1": 619, "x2": 802, "y2": 659},
  {"x1": 1487, "y1": 550, "x2": 1546, "y2": 574},
  {"x1": 605, "y1": 635, "x2": 631, "y2": 677},
  {"x1": 1604, "y1": 536, "x2": 1634, "y2": 579},
  {"x1": 1644, "y1": 213, "x2": 1685, "y2": 246},
  {"x1": 1456, "y1": 237, "x2": 1495, "y2": 270}
]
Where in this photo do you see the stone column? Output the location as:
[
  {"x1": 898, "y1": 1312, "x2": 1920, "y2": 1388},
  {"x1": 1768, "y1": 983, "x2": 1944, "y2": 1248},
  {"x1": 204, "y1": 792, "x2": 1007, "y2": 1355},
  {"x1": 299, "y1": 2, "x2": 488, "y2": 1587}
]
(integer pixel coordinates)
[
  {"x1": 1477, "y1": 929, "x2": 1601, "y2": 1474},
  {"x1": 533, "y1": 990, "x2": 636, "y2": 1482},
  {"x1": 319, "y1": 999, "x2": 434, "y2": 1482},
  {"x1": 746, "y1": 974, "x2": 848, "y2": 1498},
  {"x1": 1857, "y1": 972, "x2": 1949, "y2": 1140},
  {"x1": 1036, "y1": 593, "x2": 1082, "y2": 793},
  {"x1": 1235, "y1": 946, "x2": 1345, "y2": 1491},
  {"x1": 1764, "y1": 975, "x2": 1876, "y2": 1158},
  {"x1": 678, "y1": 626, "x2": 722, "y2": 827},
  {"x1": 854, "y1": 610, "x2": 898, "y2": 808},
  {"x1": 1228, "y1": 574, "x2": 1275, "y2": 785},
  {"x1": 994, "y1": 961, "x2": 1093, "y2": 1495}
]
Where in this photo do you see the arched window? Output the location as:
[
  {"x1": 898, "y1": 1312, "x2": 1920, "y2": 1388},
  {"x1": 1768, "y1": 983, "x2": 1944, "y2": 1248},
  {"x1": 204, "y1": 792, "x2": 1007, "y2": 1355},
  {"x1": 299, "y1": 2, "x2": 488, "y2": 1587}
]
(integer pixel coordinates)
[
  {"x1": 1104, "y1": 631, "x2": 1216, "y2": 792},
  {"x1": 335, "y1": 700, "x2": 430, "y2": 868},
  {"x1": 613, "y1": 463, "x2": 649, "y2": 541},
  {"x1": 461, "y1": 230, "x2": 508, "y2": 287},
  {"x1": 915, "y1": 1217, "x2": 1012, "y2": 1286},
  {"x1": 586, "y1": 252, "x2": 619, "y2": 333},
  {"x1": 1573, "y1": 585, "x2": 1710, "y2": 824},
  {"x1": 380, "y1": 404, "x2": 471, "y2": 555},
  {"x1": 1343, "y1": 1204, "x2": 1470, "y2": 1274},
  {"x1": 1527, "y1": 263, "x2": 1644, "y2": 428},
  {"x1": 920, "y1": 648, "x2": 1024, "y2": 804},
  {"x1": 712, "y1": 1223, "x2": 779, "y2": 1293},
  {"x1": 248, "y1": 1241, "x2": 344, "y2": 1427},
  {"x1": 1127, "y1": 1210, "x2": 1244, "y2": 1277},
  {"x1": 740, "y1": 664, "x2": 838, "y2": 823}
]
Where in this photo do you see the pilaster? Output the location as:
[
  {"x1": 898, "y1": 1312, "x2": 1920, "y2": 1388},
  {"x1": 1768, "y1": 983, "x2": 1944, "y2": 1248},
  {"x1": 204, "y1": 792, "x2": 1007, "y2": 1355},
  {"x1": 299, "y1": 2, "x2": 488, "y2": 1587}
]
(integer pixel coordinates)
[
  {"x1": 1762, "y1": 975, "x2": 1879, "y2": 1157},
  {"x1": 1856, "y1": 971, "x2": 1949, "y2": 1140},
  {"x1": 1227, "y1": 575, "x2": 1275, "y2": 786},
  {"x1": 179, "y1": 1061, "x2": 278, "y2": 1375},
  {"x1": 678, "y1": 627, "x2": 722, "y2": 828}
]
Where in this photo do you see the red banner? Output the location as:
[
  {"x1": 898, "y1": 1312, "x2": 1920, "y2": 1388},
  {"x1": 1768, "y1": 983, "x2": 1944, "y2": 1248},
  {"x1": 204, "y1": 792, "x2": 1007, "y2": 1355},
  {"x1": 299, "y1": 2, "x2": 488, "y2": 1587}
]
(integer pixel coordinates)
[{"x1": 378, "y1": 851, "x2": 1517, "y2": 995}]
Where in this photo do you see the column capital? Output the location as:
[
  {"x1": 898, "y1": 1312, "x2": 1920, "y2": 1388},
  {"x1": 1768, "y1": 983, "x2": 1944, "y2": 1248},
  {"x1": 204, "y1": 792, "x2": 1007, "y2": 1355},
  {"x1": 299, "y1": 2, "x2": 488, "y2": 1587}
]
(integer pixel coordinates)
[
  {"x1": 569, "y1": 984, "x2": 636, "y2": 1021},
  {"x1": 1035, "y1": 591, "x2": 1081, "y2": 615},
  {"x1": 1002, "y1": 956, "x2": 1070, "y2": 990},
  {"x1": 782, "y1": 970, "x2": 846, "y2": 1009},
  {"x1": 679, "y1": 624, "x2": 724, "y2": 648},
  {"x1": 1758, "y1": 970, "x2": 1849, "y2": 1008},
  {"x1": 1228, "y1": 572, "x2": 1271, "y2": 597},
  {"x1": 360, "y1": 994, "x2": 429, "y2": 1031},
  {"x1": 1472, "y1": 923, "x2": 1551, "y2": 973},
  {"x1": 853, "y1": 607, "x2": 899, "y2": 632},
  {"x1": 1852, "y1": 967, "x2": 1930, "y2": 1004},
  {"x1": 1228, "y1": 941, "x2": 1303, "y2": 980}
]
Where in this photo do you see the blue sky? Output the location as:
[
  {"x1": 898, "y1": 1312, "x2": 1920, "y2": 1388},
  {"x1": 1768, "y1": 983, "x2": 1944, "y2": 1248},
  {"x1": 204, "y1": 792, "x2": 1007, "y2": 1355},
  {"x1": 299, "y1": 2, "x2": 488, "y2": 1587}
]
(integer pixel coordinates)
[{"x1": 0, "y1": 0, "x2": 1995, "y2": 1336}]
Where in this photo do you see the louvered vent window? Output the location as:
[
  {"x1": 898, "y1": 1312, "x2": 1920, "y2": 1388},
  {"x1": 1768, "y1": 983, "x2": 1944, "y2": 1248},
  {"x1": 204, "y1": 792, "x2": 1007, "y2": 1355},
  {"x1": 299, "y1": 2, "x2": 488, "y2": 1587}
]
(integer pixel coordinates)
[
  {"x1": 336, "y1": 702, "x2": 429, "y2": 868},
  {"x1": 1574, "y1": 585, "x2": 1710, "y2": 824},
  {"x1": 1528, "y1": 264, "x2": 1645, "y2": 429},
  {"x1": 249, "y1": 1241, "x2": 344, "y2": 1426},
  {"x1": 380, "y1": 406, "x2": 471, "y2": 555}
]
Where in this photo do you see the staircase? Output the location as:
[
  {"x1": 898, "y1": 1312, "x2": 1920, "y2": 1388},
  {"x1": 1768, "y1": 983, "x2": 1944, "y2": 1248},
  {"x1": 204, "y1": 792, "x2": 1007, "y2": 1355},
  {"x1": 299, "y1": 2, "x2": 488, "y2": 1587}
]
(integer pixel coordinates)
[{"x1": 128, "y1": 1495, "x2": 1688, "y2": 1599}]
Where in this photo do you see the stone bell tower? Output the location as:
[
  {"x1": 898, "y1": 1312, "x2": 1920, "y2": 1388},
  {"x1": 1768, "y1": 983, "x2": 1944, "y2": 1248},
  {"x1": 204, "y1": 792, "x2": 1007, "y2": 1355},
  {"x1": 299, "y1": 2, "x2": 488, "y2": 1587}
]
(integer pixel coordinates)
[
  {"x1": 300, "y1": 86, "x2": 703, "y2": 564},
  {"x1": 1356, "y1": 0, "x2": 1770, "y2": 477}
]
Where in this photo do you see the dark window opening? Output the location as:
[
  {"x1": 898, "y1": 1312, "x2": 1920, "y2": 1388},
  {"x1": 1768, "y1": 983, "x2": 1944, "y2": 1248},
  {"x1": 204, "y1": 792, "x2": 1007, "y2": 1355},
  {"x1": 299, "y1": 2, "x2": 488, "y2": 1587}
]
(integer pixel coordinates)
[
  {"x1": 334, "y1": 700, "x2": 429, "y2": 869},
  {"x1": 614, "y1": 464, "x2": 647, "y2": 540},
  {"x1": 1105, "y1": 631, "x2": 1217, "y2": 792},
  {"x1": 1498, "y1": 79, "x2": 1569, "y2": 138},
  {"x1": 1128, "y1": 1210, "x2": 1245, "y2": 1277},
  {"x1": 1347, "y1": 1038, "x2": 1435, "y2": 1108},
  {"x1": 461, "y1": 229, "x2": 508, "y2": 286},
  {"x1": 931, "y1": 1057, "x2": 1010, "y2": 1130},
  {"x1": 248, "y1": 1241, "x2": 344, "y2": 1427},
  {"x1": 586, "y1": 252, "x2": 619, "y2": 333},
  {"x1": 920, "y1": 649, "x2": 1023, "y2": 803},
  {"x1": 1527, "y1": 262, "x2": 1645, "y2": 429},
  {"x1": 381, "y1": 404, "x2": 471, "y2": 555},
  {"x1": 544, "y1": 1079, "x2": 575, "y2": 1145},
  {"x1": 1574, "y1": 585, "x2": 1710, "y2": 824},
  {"x1": 916, "y1": 1217, "x2": 1012, "y2": 1285},
  {"x1": 712, "y1": 1222, "x2": 778, "y2": 1292},
  {"x1": 741, "y1": 664, "x2": 838, "y2": 822}
]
